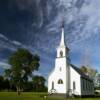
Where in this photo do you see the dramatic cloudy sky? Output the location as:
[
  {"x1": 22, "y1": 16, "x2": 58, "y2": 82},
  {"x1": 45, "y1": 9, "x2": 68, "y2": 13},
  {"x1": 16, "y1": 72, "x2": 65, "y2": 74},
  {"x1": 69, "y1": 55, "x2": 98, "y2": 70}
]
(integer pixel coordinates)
[{"x1": 0, "y1": 0, "x2": 100, "y2": 80}]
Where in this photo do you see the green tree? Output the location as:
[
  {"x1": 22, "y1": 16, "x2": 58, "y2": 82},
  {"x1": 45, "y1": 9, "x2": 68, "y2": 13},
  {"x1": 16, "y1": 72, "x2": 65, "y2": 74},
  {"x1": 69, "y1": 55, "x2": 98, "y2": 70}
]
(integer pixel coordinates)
[
  {"x1": 80, "y1": 66, "x2": 88, "y2": 74},
  {"x1": 5, "y1": 48, "x2": 40, "y2": 95},
  {"x1": 3, "y1": 79, "x2": 10, "y2": 91},
  {"x1": 23, "y1": 81, "x2": 33, "y2": 92},
  {"x1": 80, "y1": 66, "x2": 97, "y2": 78},
  {"x1": 0, "y1": 76, "x2": 4, "y2": 91},
  {"x1": 32, "y1": 75, "x2": 47, "y2": 92}
]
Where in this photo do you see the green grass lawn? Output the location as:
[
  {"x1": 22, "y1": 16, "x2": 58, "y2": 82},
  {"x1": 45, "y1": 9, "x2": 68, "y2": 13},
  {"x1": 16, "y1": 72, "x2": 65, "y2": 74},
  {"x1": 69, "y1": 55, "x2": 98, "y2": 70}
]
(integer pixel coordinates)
[{"x1": 0, "y1": 92, "x2": 100, "y2": 100}]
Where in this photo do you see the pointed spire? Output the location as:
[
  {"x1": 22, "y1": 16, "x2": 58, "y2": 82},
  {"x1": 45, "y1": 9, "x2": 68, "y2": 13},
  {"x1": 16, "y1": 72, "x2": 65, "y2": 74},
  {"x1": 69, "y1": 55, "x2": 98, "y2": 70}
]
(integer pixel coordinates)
[{"x1": 60, "y1": 21, "x2": 65, "y2": 46}]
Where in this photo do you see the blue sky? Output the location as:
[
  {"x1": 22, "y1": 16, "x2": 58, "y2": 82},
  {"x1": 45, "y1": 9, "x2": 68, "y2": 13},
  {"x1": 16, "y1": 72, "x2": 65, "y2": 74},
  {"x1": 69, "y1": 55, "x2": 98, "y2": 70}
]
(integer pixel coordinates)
[{"x1": 0, "y1": 0, "x2": 100, "y2": 80}]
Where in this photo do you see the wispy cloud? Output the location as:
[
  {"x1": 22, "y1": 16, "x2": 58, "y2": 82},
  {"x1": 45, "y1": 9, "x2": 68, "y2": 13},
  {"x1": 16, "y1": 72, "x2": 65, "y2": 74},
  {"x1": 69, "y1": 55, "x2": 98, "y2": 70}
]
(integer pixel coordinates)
[
  {"x1": 0, "y1": 0, "x2": 100, "y2": 74},
  {"x1": 12, "y1": 40, "x2": 22, "y2": 46},
  {"x1": 0, "y1": 61, "x2": 10, "y2": 69},
  {"x1": 0, "y1": 33, "x2": 20, "y2": 51},
  {"x1": 0, "y1": 0, "x2": 99, "y2": 56},
  {"x1": 0, "y1": 33, "x2": 29, "y2": 51}
]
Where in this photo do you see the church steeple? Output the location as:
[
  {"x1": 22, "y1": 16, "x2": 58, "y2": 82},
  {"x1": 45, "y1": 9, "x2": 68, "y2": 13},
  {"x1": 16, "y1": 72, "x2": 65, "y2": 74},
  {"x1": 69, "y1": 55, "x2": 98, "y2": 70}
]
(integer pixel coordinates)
[
  {"x1": 57, "y1": 20, "x2": 69, "y2": 58},
  {"x1": 60, "y1": 21, "x2": 65, "y2": 47}
]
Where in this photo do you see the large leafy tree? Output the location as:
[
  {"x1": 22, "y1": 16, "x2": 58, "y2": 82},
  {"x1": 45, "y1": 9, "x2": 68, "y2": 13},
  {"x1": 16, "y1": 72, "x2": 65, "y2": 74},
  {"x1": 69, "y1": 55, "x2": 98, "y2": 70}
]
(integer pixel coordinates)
[{"x1": 5, "y1": 48, "x2": 40, "y2": 95}]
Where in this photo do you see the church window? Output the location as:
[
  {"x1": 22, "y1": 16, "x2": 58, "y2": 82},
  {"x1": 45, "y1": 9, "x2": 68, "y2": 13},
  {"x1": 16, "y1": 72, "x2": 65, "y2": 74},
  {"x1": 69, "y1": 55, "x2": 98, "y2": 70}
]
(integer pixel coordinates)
[
  {"x1": 52, "y1": 81, "x2": 54, "y2": 89},
  {"x1": 58, "y1": 79, "x2": 63, "y2": 84},
  {"x1": 60, "y1": 51, "x2": 63, "y2": 57},
  {"x1": 60, "y1": 67, "x2": 62, "y2": 71},
  {"x1": 73, "y1": 81, "x2": 76, "y2": 90},
  {"x1": 83, "y1": 79, "x2": 85, "y2": 91}
]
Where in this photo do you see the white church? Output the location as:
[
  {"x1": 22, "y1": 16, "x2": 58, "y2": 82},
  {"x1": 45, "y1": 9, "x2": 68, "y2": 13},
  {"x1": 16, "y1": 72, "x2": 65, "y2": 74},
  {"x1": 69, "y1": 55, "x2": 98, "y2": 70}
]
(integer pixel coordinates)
[{"x1": 48, "y1": 25, "x2": 94, "y2": 96}]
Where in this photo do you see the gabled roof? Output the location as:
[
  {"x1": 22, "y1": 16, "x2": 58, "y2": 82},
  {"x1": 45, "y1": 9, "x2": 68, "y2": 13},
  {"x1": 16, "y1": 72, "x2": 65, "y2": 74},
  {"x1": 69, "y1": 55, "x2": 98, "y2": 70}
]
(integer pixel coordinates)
[{"x1": 70, "y1": 64, "x2": 93, "y2": 82}]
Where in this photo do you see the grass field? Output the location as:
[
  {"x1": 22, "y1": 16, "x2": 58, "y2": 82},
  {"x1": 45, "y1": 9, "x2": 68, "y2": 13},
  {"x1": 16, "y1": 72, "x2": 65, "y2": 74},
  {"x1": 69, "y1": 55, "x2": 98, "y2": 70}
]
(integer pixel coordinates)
[{"x1": 0, "y1": 92, "x2": 100, "y2": 100}]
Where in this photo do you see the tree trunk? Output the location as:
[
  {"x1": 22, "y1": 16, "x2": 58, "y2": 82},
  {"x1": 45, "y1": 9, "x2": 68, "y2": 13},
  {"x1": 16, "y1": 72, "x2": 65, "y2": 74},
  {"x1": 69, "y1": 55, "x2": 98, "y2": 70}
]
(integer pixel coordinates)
[{"x1": 16, "y1": 86, "x2": 21, "y2": 95}]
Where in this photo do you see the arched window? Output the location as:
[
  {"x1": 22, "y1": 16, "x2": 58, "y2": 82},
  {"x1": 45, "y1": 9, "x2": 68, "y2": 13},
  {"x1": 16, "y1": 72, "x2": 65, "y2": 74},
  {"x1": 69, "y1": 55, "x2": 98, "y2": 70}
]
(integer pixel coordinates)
[
  {"x1": 60, "y1": 51, "x2": 63, "y2": 57},
  {"x1": 60, "y1": 67, "x2": 62, "y2": 71},
  {"x1": 52, "y1": 81, "x2": 54, "y2": 89},
  {"x1": 73, "y1": 81, "x2": 76, "y2": 90},
  {"x1": 58, "y1": 79, "x2": 63, "y2": 84}
]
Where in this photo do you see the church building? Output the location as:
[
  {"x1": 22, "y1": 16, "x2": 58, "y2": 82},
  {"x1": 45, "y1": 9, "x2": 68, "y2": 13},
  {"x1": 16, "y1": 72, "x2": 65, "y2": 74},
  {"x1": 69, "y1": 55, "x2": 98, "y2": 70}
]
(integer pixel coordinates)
[{"x1": 48, "y1": 25, "x2": 94, "y2": 96}]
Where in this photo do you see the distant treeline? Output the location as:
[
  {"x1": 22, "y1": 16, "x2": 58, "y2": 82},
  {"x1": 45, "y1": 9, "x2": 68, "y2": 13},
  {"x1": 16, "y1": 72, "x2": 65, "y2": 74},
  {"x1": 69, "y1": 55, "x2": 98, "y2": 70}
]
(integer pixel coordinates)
[{"x1": 0, "y1": 75, "x2": 47, "y2": 92}]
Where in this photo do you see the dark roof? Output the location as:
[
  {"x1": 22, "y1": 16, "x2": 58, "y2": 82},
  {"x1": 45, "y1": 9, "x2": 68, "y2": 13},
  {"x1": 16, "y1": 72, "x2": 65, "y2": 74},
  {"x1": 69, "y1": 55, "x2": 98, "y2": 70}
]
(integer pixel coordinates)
[{"x1": 70, "y1": 64, "x2": 93, "y2": 82}]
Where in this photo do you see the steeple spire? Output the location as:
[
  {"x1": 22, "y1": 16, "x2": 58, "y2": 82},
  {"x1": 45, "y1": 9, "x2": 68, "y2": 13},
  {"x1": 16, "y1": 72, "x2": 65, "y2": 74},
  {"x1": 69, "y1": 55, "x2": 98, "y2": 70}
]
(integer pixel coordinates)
[{"x1": 60, "y1": 21, "x2": 65, "y2": 46}]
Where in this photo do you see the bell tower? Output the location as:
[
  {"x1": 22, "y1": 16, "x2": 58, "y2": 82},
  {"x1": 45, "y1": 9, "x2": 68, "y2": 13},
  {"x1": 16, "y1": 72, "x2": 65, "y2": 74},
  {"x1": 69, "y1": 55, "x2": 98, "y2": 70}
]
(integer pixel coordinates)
[
  {"x1": 53, "y1": 22, "x2": 70, "y2": 94},
  {"x1": 57, "y1": 23, "x2": 69, "y2": 58}
]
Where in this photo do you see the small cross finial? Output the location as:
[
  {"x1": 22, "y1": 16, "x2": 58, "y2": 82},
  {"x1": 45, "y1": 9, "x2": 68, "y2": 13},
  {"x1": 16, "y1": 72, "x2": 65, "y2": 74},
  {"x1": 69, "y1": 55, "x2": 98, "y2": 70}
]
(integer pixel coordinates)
[{"x1": 61, "y1": 19, "x2": 64, "y2": 28}]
